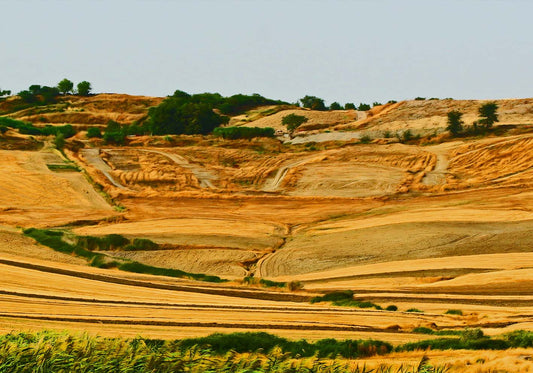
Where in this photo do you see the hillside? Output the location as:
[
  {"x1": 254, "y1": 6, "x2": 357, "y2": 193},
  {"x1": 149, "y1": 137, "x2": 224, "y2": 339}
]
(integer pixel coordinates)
[{"x1": 0, "y1": 92, "x2": 533, "y2": 359}]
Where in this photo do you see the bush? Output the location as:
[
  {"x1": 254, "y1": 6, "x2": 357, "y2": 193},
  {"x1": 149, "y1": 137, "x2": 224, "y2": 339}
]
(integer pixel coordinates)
[
  {"x1": 281, "y1": 113, "x2": 308, "y2": 132},
  {"x1": 406, "y1": 308, "x2": 423, "y2": 313},
  {"x1": 414, "y1": 97, "x2": 426, "y2": 101},
  {"x1": 213, "y1": 126, "x2": 274, "y2": 140},
  {"x1": 329, "y1": 102, "x2": 342, "y2": 110},
  {"x1": 129, "y1": 238, "x2": 159, "y2": 251},
  {"x1": 372, "y1": 102, "x2": 382, "y2": 107},
  {"x1": 86, "y1": 127, "x2": 102, "y2": 138},
  {"x1": 299, "y1": 95, "x2": 326, "y2": 111},
  {"x1": 344, "y1": 103, "x2": 356, "y2": 110},
  {"x1": 357, "y1": 103, "x2": 371, "y2": 111},
  {"x1": 445, "y1": 309, "x2": 463, "y2": 316},
  {"x1": 359, "y1": 135, "x2": 371, "y2": 143},
  {"x1": 179, "y1": 332, "x2": 392, "y2": 358},
  {"x1": 385, "y1": 305, "x2": 398, "y2": 311},
  {"x1": 310, "y1": 290, "x2": 353, "y2": 304}
]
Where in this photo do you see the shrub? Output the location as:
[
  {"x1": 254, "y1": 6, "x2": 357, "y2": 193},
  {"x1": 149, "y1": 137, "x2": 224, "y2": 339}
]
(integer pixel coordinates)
[
  {"x1": 372, "y1": 102, "x2": 382, "y2": 107},
  {"x1": 129, "y1": 238, "x2": 159, "y2": 251},
  {"x1": 213, "y1": 126, "x2": 275, "y2": 140},
  {"x1": 406, "y1": 308, "x2": 423, "y2": 313},
  {"x1": 357, "y1": 103, "x2": 371, "y2": 111},
  {"x1": 505, "y1": 330, "x2": 533, "y2": 348},
  {"x1": 478, "y1": 102, "x2": 499, "y2": 128},
  {"x1": 299, "y1": 95, "x2": 326, "y2": 111},
  {"x1": 359, "y1": 135, "x2": 371, "y2": 143},
  {"x1": 414, "y1": 97, "x2": 426, "y2": 101},
  {"x1": 87, "y1": 127, "x2": 102, "y2": 138},
  {"x1": 446, "y1": 110, "x2": 464, "y2": 136},
  {"x1": 287, "y1": 281, "x2": 303, "y2": 291},
  {"x1": 344, "y1": 103, "x2": 356, "y2": 110},
  {"x1": 281, "y1": 113, "x2": 308, "y2": 132},
  {"x1": 385, "y1": 305, "x2": 398, "y2": 311},
  {"x1": 445, "y1": 309, "x2": 463, "y2": 316},
  {"x1": 310, "y1": 290, "x2": 353, "y2": 304},
  {"x1": 329, "y1": 102, "x2": 342, "y2": 110}
]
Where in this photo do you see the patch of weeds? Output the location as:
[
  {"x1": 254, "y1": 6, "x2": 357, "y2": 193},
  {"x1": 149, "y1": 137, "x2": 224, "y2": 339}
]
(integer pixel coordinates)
[
  {"x1": 445, "y1": 309, "x2": 463, "y2": 316},
  {"x1": 406, "y1": 308, "x2": 423, "y2": 313}
]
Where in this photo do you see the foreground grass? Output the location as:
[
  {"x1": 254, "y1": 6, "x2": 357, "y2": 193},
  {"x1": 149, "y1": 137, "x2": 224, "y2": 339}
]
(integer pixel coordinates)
[
  {"x1": 0, "y1": 331, "x2": 445, "y2": 373},
  {"x1": 23, "y1": 228, "x2": 226, "y2": 283}
]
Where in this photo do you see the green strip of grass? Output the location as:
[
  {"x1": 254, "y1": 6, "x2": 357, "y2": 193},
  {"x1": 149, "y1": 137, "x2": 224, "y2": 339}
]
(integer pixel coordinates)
[{"x1": 23, "y1": 228, "x2": 226, "y2": 283}]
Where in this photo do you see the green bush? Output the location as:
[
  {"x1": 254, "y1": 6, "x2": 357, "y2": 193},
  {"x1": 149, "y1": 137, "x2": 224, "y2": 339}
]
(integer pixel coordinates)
[
  {"x1": 310, "y1": 290, "x2": 354, "y2": 304},
  {"x1": 406, "y1": 308, "x2": 423, "y2": 313},
  {"x1": 357, "y1": 103, "x2": 371, "y2": 111},
  {"x1": 385, "y1": 305, "x2": 398, "y2": 311},
  {"x1": 213, "y1": 126, "x2": 275, "y2": 140},
  {"x1": 445, "y1": 309, "x2": 463, "y2": 316},
  {"x1": 86, "y1": 127, "x2": 102, "y2": 138},
  {"x1": 179, "y1": 332, "x2": 392, "y2": 358}
]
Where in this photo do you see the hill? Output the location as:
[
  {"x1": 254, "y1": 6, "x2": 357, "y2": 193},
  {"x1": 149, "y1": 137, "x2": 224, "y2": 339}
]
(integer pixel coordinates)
[{"x1": 0, "y1": 92, "x2": 533, "y2": 367}]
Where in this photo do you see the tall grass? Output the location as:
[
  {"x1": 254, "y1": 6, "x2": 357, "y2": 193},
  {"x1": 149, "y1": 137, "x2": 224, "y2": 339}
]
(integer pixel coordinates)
[{"x1": 0, "y1": 331, "x2": 447, "y2": 373}]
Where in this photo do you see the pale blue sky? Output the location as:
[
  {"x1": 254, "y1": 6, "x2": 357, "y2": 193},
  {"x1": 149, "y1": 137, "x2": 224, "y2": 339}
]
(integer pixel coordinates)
[{"x1": 1, "y1": 0, "x2": 531, "y2": 105}]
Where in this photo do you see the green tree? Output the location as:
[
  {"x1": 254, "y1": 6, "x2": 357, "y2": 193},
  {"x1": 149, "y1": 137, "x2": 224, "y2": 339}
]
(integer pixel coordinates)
[
  {"x1": 0, "y1": 89, "x2": 11, "y2": 97},
  {"x1": 282, "y1": 113, "x2": 308, "y2": 133},
  {"x1": 77, "y1": 81, "x2": 92, "y2": 96},
  {"x1": 329, "y1": 102, "x2": 342, "y2": 110},
  {"x1": 86, "y1": 127, "x2": 102, "y2": 138},
  {"x1": 344, "y1": 103, "x2": 356, "y2": 110},
  {"x1": 478, "y1": 102, "x2": 499, "y2": 128},
  {"x1": 53, "y1": 133, "x2": 65, "y2": 149},
  {"x1": 57, "y1": 78, "x2": 74, "y2": 95},
  {"x1": 358, "y1": 103, "x2": 371, "y2": 111},
  {"x1": 299, "y1": 95, "x2": 326, "y2": 111},
  {"x1": 446, "y1": 110, "x2": 464, "y2": 136}
]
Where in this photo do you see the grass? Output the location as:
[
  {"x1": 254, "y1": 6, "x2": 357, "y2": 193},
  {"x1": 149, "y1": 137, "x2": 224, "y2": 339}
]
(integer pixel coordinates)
[
  {"x1": 310, "y1": 291, "x2": 384, "y2": 310},
  {"x1": 46, "y1": 163, "x2": 80, "y2": 172},
  {"x1": 23, "y1": 228, "x2": 227, "y2": 283},
  {"x1": 444, "y1": 309, "x2": 463, "y2": 316},
  {"x1": 406, "y1": 308, "x2": 423, "y2": 313},
  {"x1": 3, "y1": 329, "x2": 533, "y2": 371}
]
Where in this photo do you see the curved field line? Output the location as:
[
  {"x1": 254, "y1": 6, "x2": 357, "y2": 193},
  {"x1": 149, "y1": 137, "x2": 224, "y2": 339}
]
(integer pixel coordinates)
[{"x1": 0, "y1": 258, "x2": 310, "y2": 302}]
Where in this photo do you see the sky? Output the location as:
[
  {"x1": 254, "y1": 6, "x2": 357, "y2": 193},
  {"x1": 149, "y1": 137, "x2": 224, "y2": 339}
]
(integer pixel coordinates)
[{"x1": 1, "y1": 0, "x2": 531, "y2": 105}]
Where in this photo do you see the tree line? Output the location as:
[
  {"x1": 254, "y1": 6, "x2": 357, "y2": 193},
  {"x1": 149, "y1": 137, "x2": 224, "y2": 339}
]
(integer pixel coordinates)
[{"x1": 447, "y1": 102, "x2": 499, "y2": 136}]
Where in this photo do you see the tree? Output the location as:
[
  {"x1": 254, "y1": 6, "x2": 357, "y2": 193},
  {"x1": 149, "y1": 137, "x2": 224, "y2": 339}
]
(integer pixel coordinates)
[
  {"x1": 77, "y1": 81, "x2": 92, "y2": 96},
  {"x1": 358, "y1": 103, "x2": 371, "y2": 111},
  {"x1": 57, "y1": 78, "x2": 74, "y2": 95},
  {"x1": 86, "y1": 127, "x2": 102, "y2": 138},
  {"x1": 0, "y1": 89, "x2": 11, "y2": 97},
  {"x1": 299, "y1": 95, "x2": 326, "y2": 111},
  {"x1": 329, "y1": 102, "x2": 342, "y2": 110},
  {"x1": 53, "y1": 133, "x2": 65, "y2": 149},
  {"x1": 282, "y1": 113, "x2": 308, "y2": 133},
  {"x1": 478, "y1": 102, "x2": 499, "y2": 128},
  {"x1": 446, "y1": 110, "x2": 464, "y2": 136},
  {"x1": 344, "y1": 103, "x2": 356, "y2": 110}
]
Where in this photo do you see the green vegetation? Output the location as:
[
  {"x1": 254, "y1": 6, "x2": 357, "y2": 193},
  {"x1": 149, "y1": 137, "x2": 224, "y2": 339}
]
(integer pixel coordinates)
[
  {"x1": 146, "y1": 90, "x2": 287, "y2": 136},
  {"x1": 444, "y1": 309, "x2": 463, "y2": 316},
  {"x1": 243, "y1": 276, "x2": 287, "y2": 289},
  {"x1": 329, "y1": 102, "x2": 342, "y2": 110},
  {"x1": 76, "y1": 80, "x2": 92, "y2": 96},
  {"x1": 385, "y1": 305, "x2": 398, "y2": 311},
  {"x1": 46, "y1": 163, "x2": 80, "y2": 172},
  {"x1": 213, "y1": 126, "x2": 275, "y2": 139},
  {"x1": 406, "y1": 308, "x2": 423, "y2": 313},
  {"x1": 299, "y1": 95, "x2": 326, "y2": 111},
  {"x1": 57, "y1": 78, "x2": 74, "y2": 95},
  {"x1": 23, "y1": 228, "x2": 226, "y2": 283},
  {"x1": 359, "y1": 134, "x2": 372, "y2": 144},
  {"x1": 282, "y1": 113, "x2": 308, "y2": 133},
  {"x1": 0, "y1": 116, "x2": 76, "y2": 137},
  {"x1": 478, "y1": 101, "x2": 499, "y2": 128},
  {"x1": 86, "y1": 127, "x2": 102, "y2": 138},
  {"x1": 3, "y1": 330, "x2": 533, "y2": 371},
  {"x1": 372, "y1": 102, "x2": 382, "y2": 107},
  {"x1": 357, "y1": 103, "x2": 371, "y2": 111},
  {"x1": 180, "y1": 332, "x2": 392, "y2": 359},
  {"x1": 310, "y1": 290, "x2": 383, "y2": 310},
  {"x1": 344, "y1": 102, "x2": 356, "y2": 110},
  {"x1": 446, "y1": 110, "x2": 464, "y2": 136},
  {"x1": 18, "y1": 84, "x2": 60, "y2": 104},
  {"x1": 0, "y1": 88, "x2": 11, "y2": 97}
]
